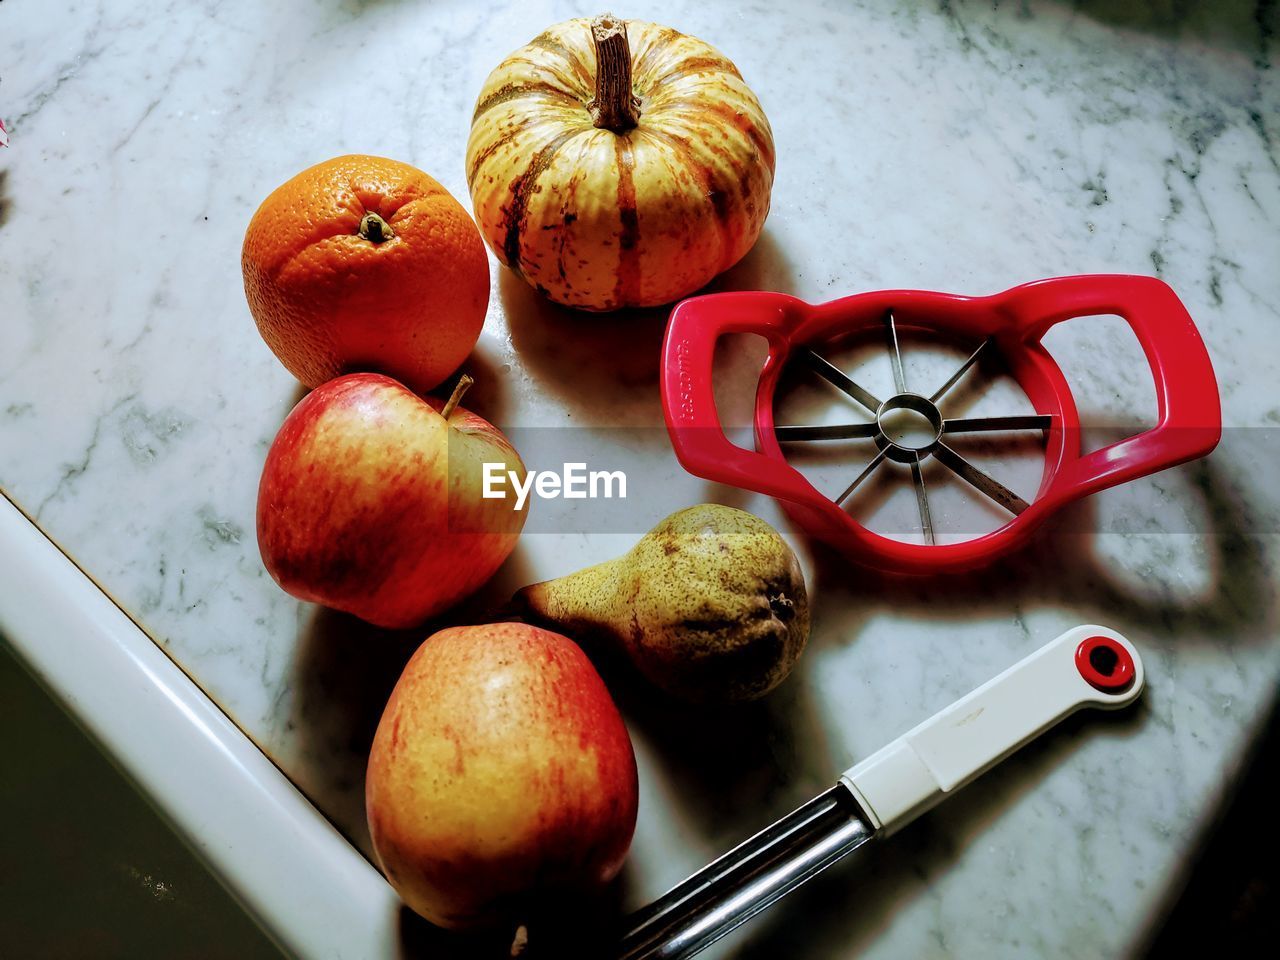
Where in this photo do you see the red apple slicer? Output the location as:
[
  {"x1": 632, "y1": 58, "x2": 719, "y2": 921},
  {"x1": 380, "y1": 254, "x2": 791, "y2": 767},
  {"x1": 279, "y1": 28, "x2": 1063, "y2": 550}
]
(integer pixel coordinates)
[{"x1": 660, "y1": 275, "x2": 1221, "y2": 574}]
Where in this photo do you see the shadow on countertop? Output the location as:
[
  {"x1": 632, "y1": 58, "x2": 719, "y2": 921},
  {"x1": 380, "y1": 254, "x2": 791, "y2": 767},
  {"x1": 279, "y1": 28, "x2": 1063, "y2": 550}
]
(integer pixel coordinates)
[
  {"x1": 0, "y1": 169, "x2": 12, "y2": 231},
  {"x1": 1136, "y1": 687, "x2": 1280, "y2": 956},
  {"x1": 1066, "y1": 0, "x2": 1279, "y2": 55},
  {"x1": 501, "y1": 229, "x2": 795, "y2": 425},
  {"x1": 804, "y1": 453, "x2": 1276, "y2": 653},
  {"x1": 288, "y1": 542, "x2": 538, "y2": 858}
]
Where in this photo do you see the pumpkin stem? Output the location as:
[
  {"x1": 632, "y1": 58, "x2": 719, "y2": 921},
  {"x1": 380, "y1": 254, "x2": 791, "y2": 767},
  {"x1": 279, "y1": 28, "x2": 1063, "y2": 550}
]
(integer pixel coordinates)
[
  {"x1": 588, "y1": 14, "x2": 641, "y2": 132},
  {"x1": 440, "y1": 374, "x2": 474, "y2": 421},
  {"x1": 357, "y1": 211, "x2": 395, "y2": 243}
]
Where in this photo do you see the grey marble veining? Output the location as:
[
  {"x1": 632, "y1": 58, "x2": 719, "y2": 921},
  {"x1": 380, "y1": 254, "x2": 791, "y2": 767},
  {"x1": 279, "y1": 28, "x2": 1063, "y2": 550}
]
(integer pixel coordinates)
[{"x1": 2, "y1": 1, "x2": 1279, "y2": 957}]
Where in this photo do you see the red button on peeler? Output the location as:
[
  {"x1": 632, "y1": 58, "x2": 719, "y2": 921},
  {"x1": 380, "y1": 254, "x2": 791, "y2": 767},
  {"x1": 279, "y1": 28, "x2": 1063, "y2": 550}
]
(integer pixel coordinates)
[{"x1": 1075, "y1": 635, "x2": 1136, "y2": 692}]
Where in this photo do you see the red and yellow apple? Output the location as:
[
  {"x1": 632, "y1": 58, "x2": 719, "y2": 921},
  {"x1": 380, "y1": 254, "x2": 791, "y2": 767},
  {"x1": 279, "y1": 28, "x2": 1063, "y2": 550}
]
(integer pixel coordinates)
[
  {"x1": 257, "y1": 372, "x2": 526, "y2": 627},
  {"x1": 366, "y1": 622, "x2": 639, "y2": 929}
]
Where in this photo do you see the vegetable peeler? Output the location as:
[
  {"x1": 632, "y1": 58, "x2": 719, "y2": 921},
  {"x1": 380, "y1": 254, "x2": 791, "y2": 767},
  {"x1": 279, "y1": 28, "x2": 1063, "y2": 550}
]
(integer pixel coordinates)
[
  {"x1": 617, "y1": 625, "x2": 1144, "y2": 959},
  {"x1": 660, "y1": 275, "x2": 1221, "y2": 573}
]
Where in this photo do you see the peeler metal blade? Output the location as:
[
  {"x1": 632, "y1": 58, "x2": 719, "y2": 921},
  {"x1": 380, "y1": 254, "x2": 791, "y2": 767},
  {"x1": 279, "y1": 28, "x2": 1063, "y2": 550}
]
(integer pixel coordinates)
[{"x1": 616, "y1": 786, "x2": 875, "y2": 960}]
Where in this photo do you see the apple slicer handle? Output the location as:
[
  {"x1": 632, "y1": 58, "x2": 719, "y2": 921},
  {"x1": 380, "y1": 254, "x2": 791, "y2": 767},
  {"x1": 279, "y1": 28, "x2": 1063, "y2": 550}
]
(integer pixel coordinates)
[
  {"x1": 1011, "y1": 274, "x2": 1222, "y2": 499},
  {"x1": 840, "y1": 625, "x2": 1144, "y2": 835},
  {"x1": 661, "y1": 292, "x2": 819, "y2": 504}
]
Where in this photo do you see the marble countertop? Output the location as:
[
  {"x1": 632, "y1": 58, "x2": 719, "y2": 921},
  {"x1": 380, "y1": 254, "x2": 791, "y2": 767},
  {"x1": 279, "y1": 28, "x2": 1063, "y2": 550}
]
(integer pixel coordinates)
[{"x1": 3, "y1": 1, "x2": 1278, "y2": 957}]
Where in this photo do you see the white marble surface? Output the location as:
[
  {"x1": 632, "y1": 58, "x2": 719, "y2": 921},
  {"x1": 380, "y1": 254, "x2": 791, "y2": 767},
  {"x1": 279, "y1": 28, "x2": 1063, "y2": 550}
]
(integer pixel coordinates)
[{"x1": 3, "y1": 1, "x2": 1279, "y2": 957}]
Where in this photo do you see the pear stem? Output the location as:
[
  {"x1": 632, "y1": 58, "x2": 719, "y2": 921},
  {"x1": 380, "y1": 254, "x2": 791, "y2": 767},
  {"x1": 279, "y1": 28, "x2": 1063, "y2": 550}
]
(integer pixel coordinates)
[
  {"x1": 588, "y1": 14, "x2": 641, "y2": 131},
  {"x1": 357, "y1": 211, "x2": 395, "y2": 243},
  {"x1": 440, "y1": 374, "x2": 474, "y2": 420}
]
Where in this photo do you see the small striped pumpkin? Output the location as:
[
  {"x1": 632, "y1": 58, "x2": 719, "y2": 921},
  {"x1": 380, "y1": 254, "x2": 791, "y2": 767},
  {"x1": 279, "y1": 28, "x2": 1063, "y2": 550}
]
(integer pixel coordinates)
[{"x1": 466, "y1": 15, "x2": 775, "y2": 311}]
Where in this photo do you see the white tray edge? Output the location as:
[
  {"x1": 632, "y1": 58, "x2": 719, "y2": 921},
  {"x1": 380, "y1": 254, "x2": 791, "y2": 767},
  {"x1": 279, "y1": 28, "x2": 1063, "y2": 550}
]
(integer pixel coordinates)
[{"x1": 0, "y1": 492, "x2": 401, "y2": 960}]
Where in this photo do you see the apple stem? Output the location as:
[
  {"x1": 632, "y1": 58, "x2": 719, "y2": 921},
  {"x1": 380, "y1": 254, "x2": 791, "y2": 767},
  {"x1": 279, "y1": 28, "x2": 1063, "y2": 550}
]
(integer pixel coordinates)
[
  {"x1": 509, "y1": 924, "x2": 529, "y2": 957},
  {"x1": 440, "y1": 374, "x2": 474, "y2": 420}
]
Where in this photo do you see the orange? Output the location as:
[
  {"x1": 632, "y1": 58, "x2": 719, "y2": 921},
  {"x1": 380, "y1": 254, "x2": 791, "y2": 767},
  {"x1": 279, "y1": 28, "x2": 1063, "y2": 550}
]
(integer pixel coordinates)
[{"x1": 242, "y1": 155, "x2": 489, "y2": 393}]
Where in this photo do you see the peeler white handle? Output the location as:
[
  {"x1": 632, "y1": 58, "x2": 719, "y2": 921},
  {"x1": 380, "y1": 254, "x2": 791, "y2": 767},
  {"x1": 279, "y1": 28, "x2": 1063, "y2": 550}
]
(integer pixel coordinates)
[{"x1": 840, "y1": 625, "x2": 1144, "y2": 835}]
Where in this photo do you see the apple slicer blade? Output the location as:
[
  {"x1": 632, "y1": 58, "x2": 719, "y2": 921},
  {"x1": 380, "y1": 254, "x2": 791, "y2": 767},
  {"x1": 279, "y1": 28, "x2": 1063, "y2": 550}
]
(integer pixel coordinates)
[{"x1": 774, "y1": 312, "x2": 1051, "y2": 546}]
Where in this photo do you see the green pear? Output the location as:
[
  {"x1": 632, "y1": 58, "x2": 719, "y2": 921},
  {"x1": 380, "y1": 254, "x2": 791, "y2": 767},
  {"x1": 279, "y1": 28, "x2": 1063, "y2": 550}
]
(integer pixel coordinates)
[{"x1": 515, "y1": 504, "x2": 810, "y2": 702}]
